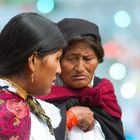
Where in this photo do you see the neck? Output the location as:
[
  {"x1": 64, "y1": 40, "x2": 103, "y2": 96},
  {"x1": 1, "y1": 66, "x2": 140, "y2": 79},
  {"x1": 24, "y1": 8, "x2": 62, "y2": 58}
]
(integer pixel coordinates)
[{"x1": 3, "y1": 76, "x2": 30, "y2": 100}]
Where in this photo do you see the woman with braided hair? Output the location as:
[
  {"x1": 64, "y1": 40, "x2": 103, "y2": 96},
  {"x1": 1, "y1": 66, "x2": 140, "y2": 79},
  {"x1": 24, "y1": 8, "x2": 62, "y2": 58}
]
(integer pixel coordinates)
[{"x1": 0, "y1": 13, "x2": 94, "y2": 140}]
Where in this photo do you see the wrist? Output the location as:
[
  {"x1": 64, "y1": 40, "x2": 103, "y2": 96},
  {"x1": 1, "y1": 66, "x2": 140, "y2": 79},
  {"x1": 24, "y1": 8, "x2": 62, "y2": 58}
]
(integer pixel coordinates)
[{"x1": 66, "y1": 109, "x2": 78, "y2": 130}]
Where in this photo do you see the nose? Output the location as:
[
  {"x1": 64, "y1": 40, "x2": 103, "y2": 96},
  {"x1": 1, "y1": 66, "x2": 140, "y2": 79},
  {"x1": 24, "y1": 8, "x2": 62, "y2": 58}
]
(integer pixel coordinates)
[
  {"x1": 56, "y1": 62, "x2": 61, "y2": 75},
  {"x1": 75, "y1": 60, "x2": 85, "y2": 73}
]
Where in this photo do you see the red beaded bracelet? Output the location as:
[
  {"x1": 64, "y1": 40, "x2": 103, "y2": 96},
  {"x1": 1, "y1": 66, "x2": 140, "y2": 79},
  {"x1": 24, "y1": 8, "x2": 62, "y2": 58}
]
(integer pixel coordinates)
[{"x1": 66, "y1": 109, "x2": 78, "y2": 130}]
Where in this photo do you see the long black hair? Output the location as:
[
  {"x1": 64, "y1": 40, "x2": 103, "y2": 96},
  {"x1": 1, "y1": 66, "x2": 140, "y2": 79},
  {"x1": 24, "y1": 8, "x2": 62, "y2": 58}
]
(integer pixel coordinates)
[{"x1": 0, "y1": 12, "x2": 66, "y2": 76}]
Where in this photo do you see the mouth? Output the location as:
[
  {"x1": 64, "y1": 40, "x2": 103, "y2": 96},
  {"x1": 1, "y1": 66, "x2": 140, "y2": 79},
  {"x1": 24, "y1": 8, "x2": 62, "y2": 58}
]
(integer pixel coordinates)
[
  {"x1": 51, "y1": 79, "x2": 56, "y2": 86},
  {"x1": 72, "y1": 75, "x2": 86, "y2": 80},
  {"x1": 51, "y1": 82, "x2": 55, "y2": 86}
]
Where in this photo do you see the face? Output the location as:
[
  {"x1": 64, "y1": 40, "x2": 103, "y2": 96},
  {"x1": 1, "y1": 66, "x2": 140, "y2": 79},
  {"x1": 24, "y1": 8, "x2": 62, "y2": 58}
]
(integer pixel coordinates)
[
  {"x1": 60, "y1": 42, "x2": 99, "y2": 88},
  {"x1": 30, "y1": 49, "x2": 62, "y2": 95}
]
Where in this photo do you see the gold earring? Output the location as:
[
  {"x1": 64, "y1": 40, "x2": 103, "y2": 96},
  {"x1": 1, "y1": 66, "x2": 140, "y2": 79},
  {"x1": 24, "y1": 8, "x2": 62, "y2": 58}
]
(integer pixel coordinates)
[{"x1": 31, "y1": 73, "x2": 34, "y2": 83}]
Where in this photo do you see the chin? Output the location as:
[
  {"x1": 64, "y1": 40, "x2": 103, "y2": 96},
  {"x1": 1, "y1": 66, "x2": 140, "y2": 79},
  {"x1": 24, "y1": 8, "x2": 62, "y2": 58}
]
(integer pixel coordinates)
[
  {"x1": 71, "y1": 84, "x2": 86, "y2": 89},
  {"x1": 39, "y1": 88, "x2": 51, "y2": 96},
  {"x1": 46, "y1": 88, "x2": 52, "y2": 95}
]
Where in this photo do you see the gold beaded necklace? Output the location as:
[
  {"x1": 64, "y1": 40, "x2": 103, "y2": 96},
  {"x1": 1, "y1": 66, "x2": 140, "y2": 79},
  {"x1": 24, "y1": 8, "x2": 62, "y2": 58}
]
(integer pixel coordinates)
[
  {"x1": 3, "y1": 77, "x2": 28, "y2": 100},
  {"x1": 1, "y1": 77, "x2": 54, "y2": 135}
]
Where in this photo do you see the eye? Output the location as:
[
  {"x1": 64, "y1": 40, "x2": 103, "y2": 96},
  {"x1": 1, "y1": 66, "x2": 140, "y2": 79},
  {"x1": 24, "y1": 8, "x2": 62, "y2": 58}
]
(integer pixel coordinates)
[
  {"x1": 83, "y1": 56, "x2": 95, "y2": 61},
  {"x1": 65, "y1": 56, "x2": 78, "y2": 61},
  {"x1": 67, "y1": 57, "x2": 76, "y2": 60},
  {"x1": 57, "y1": 56, "x2": 62, "y2": 61}
]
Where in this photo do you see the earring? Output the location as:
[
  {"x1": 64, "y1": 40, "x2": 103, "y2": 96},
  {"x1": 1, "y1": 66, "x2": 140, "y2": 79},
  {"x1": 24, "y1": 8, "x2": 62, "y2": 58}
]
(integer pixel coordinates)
[{"x1": 31, "y1": 73, "x2": 34, "y2": 83}]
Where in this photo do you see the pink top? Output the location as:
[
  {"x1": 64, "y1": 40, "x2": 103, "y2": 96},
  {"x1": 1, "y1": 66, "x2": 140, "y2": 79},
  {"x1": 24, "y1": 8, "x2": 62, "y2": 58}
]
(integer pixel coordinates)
[{"x1": 0, "y1": 90, "x2": 31, "y2": 140}]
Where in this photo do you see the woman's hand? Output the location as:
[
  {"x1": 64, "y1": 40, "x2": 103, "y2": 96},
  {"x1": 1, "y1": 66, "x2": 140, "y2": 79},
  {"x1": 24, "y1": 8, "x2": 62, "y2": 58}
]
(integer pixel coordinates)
[{"x1": 68, "y1": 106, "x2": 94, "y2": 132}]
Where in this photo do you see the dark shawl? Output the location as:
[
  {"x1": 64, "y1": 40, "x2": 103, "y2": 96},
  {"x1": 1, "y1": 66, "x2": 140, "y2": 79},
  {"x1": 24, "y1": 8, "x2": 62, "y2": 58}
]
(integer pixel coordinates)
[{"x1": 38, "y1": 77, "x2": 125, "y2": 140}]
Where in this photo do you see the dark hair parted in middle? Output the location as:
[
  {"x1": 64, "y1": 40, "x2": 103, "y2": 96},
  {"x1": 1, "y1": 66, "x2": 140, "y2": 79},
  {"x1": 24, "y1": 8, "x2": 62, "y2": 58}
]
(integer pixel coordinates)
[
  {"x1": 0, "y1": 12, "x2": 66, "y2": 76},
  {"x1": 57, "y1": 18, "x2": 104, "y2": 63}
]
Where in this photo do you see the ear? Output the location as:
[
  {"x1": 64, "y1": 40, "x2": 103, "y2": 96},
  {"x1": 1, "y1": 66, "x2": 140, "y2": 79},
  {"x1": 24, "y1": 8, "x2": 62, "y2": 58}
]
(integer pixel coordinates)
[{"x1": 28, "y1": 52, "x2": 38, "y2": 72}]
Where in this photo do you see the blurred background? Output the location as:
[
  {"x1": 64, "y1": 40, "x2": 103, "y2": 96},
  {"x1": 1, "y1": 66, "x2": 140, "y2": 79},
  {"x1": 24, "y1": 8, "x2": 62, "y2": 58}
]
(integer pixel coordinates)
[{"x1": 0, "y1": 0, "x2": 140, "y2": 139}]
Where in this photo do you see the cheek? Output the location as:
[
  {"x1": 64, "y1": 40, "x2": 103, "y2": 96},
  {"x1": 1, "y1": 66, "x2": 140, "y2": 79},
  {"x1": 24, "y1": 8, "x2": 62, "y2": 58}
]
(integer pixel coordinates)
[
  {"x1": 61, "y1": 62, "x2": 73, "y2": 75},
  {"x1": 60, "y1": 63, "x2": 73, "y2": 83},
  {"x1": 39, "y1": 63, "x2": 56, "y2": 83},
  {"x1": 86, "y1": 62, "x2": 99, "y2": 77},
  {"x1": 47, "y1": 65, "x2": 57, "y2": 78}
]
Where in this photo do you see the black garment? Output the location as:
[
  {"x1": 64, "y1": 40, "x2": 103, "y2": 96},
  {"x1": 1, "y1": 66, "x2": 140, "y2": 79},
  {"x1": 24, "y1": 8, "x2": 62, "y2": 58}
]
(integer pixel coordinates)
[
  {"x1": 93, "y1": 77, "x2": 125, "y2": 140},
  {"x1": 54, "y1": 102, "x2": 66, "y2": 140},
  {"x1": 49, "y1": 76, "x2": 126, "y2": 140},
  {"x1": 93, "y1": 108, "x2": 125, "y2": 140}
]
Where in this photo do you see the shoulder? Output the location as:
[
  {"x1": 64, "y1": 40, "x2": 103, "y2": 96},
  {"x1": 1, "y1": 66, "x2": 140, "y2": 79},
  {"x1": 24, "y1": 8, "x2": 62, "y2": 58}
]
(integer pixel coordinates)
[
  {"x1": 94, "y1": 77, "x2": 114, "y2": 89},
  {"x1": 37, "y1": 98, "x2": 60, "y2": 113},
  {"x1": 94, "y1": 76, "x2": 113, "y2": 84},
  {"x1": 37, "y1": 99, "x2": 62, "y2": 128},
  {"x1": 0, "y1": 90, "x2": 29, "y2": 118},
  {"x1": 0, "y1": 91, "x2": 30, "y2": 139}
]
